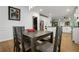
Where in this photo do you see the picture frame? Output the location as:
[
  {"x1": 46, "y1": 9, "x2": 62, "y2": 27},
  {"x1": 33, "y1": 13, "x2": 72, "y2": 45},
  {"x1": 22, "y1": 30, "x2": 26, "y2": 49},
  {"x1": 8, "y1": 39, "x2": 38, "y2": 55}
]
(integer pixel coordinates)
[{"x1": 8, "y1": 6, "x2": 20, "y2": 21}]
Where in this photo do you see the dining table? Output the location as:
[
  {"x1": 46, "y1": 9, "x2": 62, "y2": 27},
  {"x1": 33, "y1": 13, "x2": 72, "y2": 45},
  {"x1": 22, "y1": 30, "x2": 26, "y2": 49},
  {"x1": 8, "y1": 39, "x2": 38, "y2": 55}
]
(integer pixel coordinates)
[{"x1": 23, "y1": 31, "x2": 53, "y2": 52}]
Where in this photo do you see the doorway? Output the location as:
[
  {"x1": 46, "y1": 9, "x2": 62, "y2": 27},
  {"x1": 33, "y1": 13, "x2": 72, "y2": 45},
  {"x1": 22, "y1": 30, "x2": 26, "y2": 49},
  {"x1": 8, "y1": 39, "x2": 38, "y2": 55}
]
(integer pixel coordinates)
[
  {"x1": 40, "y1": 20, "x2": 44, "y2": 31},
  {"x1": 77, "y1": 22, "x2": 79, "y2": 27},
  {"x1": 33, "y1": 16, "x2": 37, "y2": 31}
]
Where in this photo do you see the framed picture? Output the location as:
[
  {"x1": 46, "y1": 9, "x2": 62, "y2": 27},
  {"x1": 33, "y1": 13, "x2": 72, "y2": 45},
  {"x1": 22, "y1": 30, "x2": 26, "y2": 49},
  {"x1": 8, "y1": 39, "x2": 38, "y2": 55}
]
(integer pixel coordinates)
[{"x1": 8, "y1": 6, "x2": 20, "y2": 21}]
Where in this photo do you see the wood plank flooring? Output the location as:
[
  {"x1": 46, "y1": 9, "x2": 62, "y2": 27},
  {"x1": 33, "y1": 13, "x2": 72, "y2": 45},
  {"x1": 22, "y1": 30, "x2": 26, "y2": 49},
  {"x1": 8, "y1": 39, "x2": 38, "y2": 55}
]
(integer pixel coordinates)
[
  {"x1": 61, "y1": 33, "x2": 79, "y2": 52},
  {"x1": 0, "y1": 40, "x2": 14, "y2": 52},
  {"x1": 0, "y1": 33, "x2": 79, "y2": 52}
]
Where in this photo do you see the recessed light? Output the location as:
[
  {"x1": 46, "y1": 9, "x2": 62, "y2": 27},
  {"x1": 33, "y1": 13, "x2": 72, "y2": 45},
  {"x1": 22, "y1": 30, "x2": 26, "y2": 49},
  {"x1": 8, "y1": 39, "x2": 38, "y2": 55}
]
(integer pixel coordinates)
[
  {"x1": 40, "y1": 9, "x2": 43, "y2": 11},
  {"x1": 66, "y1": 9, "x2": 70, "y2": 12}
]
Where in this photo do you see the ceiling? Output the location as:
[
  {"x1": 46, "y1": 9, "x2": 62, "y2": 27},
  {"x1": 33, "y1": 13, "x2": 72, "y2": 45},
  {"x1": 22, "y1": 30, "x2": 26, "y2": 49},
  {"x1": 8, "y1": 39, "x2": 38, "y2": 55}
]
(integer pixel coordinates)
[{"x1": 30, "y1": 6, "x2": 77, "y2": 18}]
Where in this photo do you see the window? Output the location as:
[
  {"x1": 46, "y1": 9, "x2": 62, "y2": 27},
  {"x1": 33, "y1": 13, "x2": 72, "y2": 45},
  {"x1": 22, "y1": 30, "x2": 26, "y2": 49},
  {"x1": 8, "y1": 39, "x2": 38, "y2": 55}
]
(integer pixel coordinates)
[{"x1": 65, "y1": 21, "x2": 70, "y2": 26}]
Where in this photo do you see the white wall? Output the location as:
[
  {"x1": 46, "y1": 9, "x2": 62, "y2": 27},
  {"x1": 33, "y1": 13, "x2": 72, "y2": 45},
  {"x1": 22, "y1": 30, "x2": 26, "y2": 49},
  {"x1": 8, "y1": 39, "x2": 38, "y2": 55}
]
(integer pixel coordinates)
[
  {"x1": 47, "y1": 27, "x2": 56, "y2": 37},
  {"x1": 0, "y1": 6, "x2": 32, "y2": 42},
  {"x1": 40, "y1": 16, "x2": 51, "y2": 31},
  {"x1": 29, "y1": 11, "x2": 40, "y2": 30},
  {"x1": 59, "y1": 21, "x2": 65, "y2": 26}
]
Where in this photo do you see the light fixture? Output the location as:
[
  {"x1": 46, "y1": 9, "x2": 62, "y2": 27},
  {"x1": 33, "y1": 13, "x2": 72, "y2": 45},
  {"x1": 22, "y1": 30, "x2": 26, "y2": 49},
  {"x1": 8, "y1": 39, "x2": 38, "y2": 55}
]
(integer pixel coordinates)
[
  {"x1": 29, "y1": 6, "x2": 35, "y2": 11},
  {"x1": 66, "y1": 9, "x2": 70, "y2": 12},
  {"x1": 40, "y1": 9, "x2": 43, "y2": 11}
]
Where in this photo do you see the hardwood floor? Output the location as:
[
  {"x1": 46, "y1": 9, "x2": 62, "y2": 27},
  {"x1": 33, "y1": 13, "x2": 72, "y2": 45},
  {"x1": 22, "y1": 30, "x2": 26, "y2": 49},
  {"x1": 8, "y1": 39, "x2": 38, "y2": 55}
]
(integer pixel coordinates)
[
  {"x1": 0, "y1": 40, "x2": 14, "y2": 52},
  {"x1": 61, "y1": 33, "x2": 79, "y2": 52},
  {"x1": 0, "y1": 33, "x2": 79, "y2": 52}
]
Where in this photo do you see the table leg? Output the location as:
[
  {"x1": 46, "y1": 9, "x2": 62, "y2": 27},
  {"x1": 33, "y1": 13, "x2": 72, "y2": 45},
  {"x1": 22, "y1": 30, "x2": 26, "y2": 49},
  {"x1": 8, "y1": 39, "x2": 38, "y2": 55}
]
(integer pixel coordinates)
[
  {"x1": 30, "y1": 38, "x2": 36, "y2": 52},
  {"x1": 50, "y1": 33, "x2": 53, "y2": 43}
]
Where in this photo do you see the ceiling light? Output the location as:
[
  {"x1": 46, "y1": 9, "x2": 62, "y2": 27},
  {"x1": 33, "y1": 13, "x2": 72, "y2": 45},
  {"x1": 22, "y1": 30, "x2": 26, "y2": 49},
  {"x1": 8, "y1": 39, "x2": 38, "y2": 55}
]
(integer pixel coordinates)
[
  {"x1": 66, "y1": 9, "x2": 70, "y2": 12},
  {"x1": 40, "y1": 9, "x2": 43, "y2": 11},
  {"x1": 29, "y1": 6, "x2": 35, "y2": 11}
]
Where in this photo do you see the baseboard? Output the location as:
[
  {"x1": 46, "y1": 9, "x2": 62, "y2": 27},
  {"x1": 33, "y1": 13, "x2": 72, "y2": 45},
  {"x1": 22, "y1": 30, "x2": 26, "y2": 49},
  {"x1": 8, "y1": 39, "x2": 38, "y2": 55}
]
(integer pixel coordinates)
[
  {"x1": 74, "y1": 41, "x2": 79, "y2": 44},
  {"x1": 0, "y1": 39, "x2": 13, "y2": 42},
  {"x1": 62, "y1": 32, "x2": 71, "y2": 34}
]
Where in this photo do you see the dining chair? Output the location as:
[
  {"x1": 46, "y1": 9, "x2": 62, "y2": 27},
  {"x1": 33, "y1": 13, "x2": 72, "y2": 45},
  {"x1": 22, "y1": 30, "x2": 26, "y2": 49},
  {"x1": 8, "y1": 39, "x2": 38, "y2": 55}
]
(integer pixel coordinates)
[
  {"x1": 36, "y1": 26, "x2": 62, "y2": 52},
  {"x1": 53, "y1": 26, "x2": 62, "y2": 52},
  {"x1": 13, "y1": 26, "x2": 31, "y2": 52}
]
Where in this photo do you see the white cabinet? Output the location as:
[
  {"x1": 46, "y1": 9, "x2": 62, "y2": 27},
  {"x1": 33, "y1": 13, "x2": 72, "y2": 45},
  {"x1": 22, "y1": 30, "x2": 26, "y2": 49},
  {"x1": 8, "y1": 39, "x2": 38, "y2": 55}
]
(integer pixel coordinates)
[
  {"x1": 73, "y1": 28, "x2": 79, "y2": 44},
  {"x1": 62, "y1": 27, "x2": 71, "y2": 33}
]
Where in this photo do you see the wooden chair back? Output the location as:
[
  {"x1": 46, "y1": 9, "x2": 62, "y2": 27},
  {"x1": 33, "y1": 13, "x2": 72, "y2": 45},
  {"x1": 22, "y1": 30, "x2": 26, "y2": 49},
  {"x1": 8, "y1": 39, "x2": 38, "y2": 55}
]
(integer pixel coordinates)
[
  {"x1": 53, "y1": 26, "x2": 62, "y2": 52},
  {"x1": 13, "y1": 26, "x2": 25, "y2": 52}
]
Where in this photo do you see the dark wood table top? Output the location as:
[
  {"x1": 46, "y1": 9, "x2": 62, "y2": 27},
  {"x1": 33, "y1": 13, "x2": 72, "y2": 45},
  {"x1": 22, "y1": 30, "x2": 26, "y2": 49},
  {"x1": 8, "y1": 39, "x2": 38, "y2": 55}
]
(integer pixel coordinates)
[
  {"x1": 23, "y1": 31, "x2": 53, "y2": 39},
  {"x1": 23, "y1": 31, "x2": 53, "y2": 52}
]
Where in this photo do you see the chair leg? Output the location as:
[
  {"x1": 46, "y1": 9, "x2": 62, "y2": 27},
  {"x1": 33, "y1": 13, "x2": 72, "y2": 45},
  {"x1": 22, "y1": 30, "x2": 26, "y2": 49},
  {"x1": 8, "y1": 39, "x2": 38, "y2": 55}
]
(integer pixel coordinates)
[
  {"x1": 58, "y1": 45, "x2": 61, "y2": 52},
  {"x1": 58, "y1": 49, "x2": 60, "y2": 52},
  {"x1": 14, "y1": 45, "x2": 16, "y2": 52}
]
